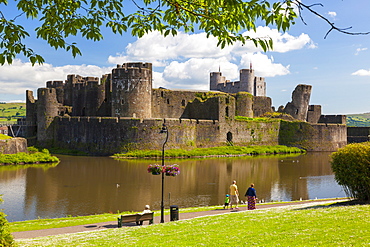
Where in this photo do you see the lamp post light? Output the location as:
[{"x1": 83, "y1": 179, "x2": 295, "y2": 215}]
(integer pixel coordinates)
[{"x1": 159, "y1": 123, "x2": 168, "y2": 223}]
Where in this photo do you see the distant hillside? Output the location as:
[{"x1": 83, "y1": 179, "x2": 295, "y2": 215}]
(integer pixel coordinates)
[
  {"x1": 347, "y1": 113, "x2": 370, "y2": 127},
  {"x1": 0, "y1": 102, "x2": 26, "y2": 121},
  {"x1": 1, "y1": 102, "x2": 369, "y2": 127}
]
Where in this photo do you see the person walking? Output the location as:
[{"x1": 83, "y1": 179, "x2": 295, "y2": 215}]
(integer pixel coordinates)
[
  {"x1": 223, "y1": 194, "x2": 230, "y2": 209},
  {"x1": 229, "y1": 180, "x2": 239, "y2": 209},
  {"x1": 245, "y1": 183, "x2": 257, "y2": 210}
]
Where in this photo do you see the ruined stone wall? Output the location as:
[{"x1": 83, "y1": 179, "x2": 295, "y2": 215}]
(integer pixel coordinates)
[
  {"x1": 283, "y1": 84, "x2": 312, "y2": 121},
  {"x1": 318, "y1": 115, "x2": 346, "y2": 125},
  {"x1": 151, "y1": 89, "x2": 201, "y2": 119},
  {"x1": 307, "y1": 105, "x2": 321, "y2": 123},
  {"x1": 279, "y1": 121, "x2": 347, "y2": 151},
  {"x1": 151, "y1": 90, "x2": 235, "y2": 121},
  {"x1": 26, "y1": 90, "x2": 37, "y2": 127},
  {"x1": 0, "y1": 137, "x2": 28, "y2": 154},
  {"x1": 220, "y1": 120, "x2": 280, "y2": 145},
  {"x1": 253, "y1": 96, "x2": 273, "y2": 117},
  {"x1": 235, "y1": 92, "x2": 253, "y2": 117}
]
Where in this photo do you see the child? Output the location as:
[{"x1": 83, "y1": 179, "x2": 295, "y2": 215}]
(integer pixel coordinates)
[{"x1": 223, "y1": 194, "x2": 230, "y2": 209}]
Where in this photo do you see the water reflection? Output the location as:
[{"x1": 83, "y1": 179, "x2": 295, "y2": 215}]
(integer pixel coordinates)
[{"x1": 0, "y1": 152, "x2": 345, "y2": 222}]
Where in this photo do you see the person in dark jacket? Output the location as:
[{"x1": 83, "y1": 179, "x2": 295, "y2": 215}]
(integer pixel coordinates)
[{"x1": 245, "y1": 183, "x2": 257, "y2": 210}]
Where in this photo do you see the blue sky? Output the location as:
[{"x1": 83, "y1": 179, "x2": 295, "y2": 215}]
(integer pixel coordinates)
[{"x1": 1, "y1": 0, "x2": 370, "y2": 114}]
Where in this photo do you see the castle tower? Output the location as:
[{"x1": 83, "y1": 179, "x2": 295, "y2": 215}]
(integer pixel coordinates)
[
  {"x1": 239, "y1": 69, "x2": 255, "y2": 95},
  {"x1": 254, "y1": 77, "x2": 266, "y2": 97},
  {"x1": 36, "y1": 88, "x2": 59, "y2": 142},
  {"x1": 283, "y1": 84, "x2": 312, "y2": 121},
  {"x1": 111, "y1": 62, "x2": 152, "y2": 118},
  {"x1": 210, "y1": 72, "x2": 224, "y2": 90}
]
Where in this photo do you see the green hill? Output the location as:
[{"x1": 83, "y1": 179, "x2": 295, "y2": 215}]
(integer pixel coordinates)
[
  {"x1": 0, "y1": 102, "x2": 368, "y2": 127},
  {"x1": 0, "y1": 102, "x2": 26, "y2": 121},
  {"x1": 347, "y1": 113, "x2": 370, "y2": 127}
]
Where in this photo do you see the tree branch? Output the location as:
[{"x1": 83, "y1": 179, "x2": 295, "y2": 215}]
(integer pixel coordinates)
[{"x1": 295, "y1": 1, "x2": 370, "y2": 38}]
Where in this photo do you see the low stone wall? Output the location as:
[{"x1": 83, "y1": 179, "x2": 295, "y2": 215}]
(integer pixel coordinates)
[
  {"x1": 279, "y1": 121, "x2": 347, "y2": 151},
  {"x1": 0, "y1": 137, "x2": 28, "y2": 154},
  {"x1": 347, "y1": 127, "x2": 370, "y2": 143},
  {"x1": 36, "y1": 116, "x2": 347, "y2": 155}
]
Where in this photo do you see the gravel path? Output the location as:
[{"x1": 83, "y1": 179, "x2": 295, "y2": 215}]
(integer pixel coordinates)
[{"x1": 12, "y1": 198, "x2": 348, "y2": 239}]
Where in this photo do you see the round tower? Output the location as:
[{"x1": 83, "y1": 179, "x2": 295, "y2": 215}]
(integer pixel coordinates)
[
  {"x1": 210, "y1": 72, "x2": 223, "y2": 90},
  {"x1": 239, "y1": 69, "x2": 254, "y2": 95},
  {"x1": 37, "y1": 88, "x2": 59, "y2": 143},
  {"x1": 111, "y1": 62, "x2": 152, "y2": 118}
]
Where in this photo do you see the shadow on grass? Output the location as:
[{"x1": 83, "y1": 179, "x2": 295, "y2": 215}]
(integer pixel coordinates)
[{"x1": 294, "y1": 199, "x2": 370, "y2": 211}]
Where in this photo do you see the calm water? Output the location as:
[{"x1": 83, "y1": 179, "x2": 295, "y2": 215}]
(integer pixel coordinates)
[{"x1": 0, "y1": 152, "x2": 346, "y2": 222}]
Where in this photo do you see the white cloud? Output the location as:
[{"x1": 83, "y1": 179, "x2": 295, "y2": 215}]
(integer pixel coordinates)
[
  {"x1": 352, "y1": 69, "x2": 370, "y2": 76},
  {"x1": 328, "y1": 11, "x2": 337, "y2": 18},
  {"x1": 355, "y1": 47, "x2": 368, "y2": 55},
  {"x1": 107, "y1": 27, "x2": 312, "y2": 88},
  {"x1": 161, "y1": 58, "x2": 238, "y2": 90},
  {"x1": 240, "y1": 53, "x2": 290, "y2": 77},
  {"x1": 0, "y1": 60, "x2": 111, "y2": 97},
  {"x1": 240, "y1": 26, "x2": 316, "y2": 53},
  {"x1": 109, "y1": 27, "x2": 315, "y2": 66},
  {"x1": 1, "y1": 27, "x2": 314, "y2": 101},
  {"x1": 108, "y1": 32, "x2": 233, "y2": 67}
]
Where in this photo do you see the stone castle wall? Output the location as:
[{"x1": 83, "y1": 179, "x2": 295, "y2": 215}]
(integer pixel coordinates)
[
  {"x1": 347, "y1": 127, "x2": 370, "y2": 143},
  {"x1": 42, "y1": 116, "x2": 346, "y2": 155},
  {"x1": 279, "y1": 121, "x2": 347, "y2": 151},
  {"x1": 21, "y1": 62, "x2": 347, "y2": 154}
]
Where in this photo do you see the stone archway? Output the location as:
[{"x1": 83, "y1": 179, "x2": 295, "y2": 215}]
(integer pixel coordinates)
[{"x1": 227, "y1": 131, "x2": 233, "y2": 143}]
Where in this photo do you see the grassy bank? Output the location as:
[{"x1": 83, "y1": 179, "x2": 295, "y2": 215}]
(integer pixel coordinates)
[
  {"x1": 113, "y1": 145, "x2": 305, "y2": 159},
  {"x1": 9, "y1": 200, "x2": 331, "y2": 233},
  {"x1": 0, "y1": 147, "x2": 59, "y2": 165},
  {"x1": 15, "y1": 201, "x2": 369, "y2": 246}
]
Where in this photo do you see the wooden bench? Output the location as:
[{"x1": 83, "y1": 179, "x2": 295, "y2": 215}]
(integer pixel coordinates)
[{"x1": 117, "y1": 212, "x2": 154, "y2": 227}]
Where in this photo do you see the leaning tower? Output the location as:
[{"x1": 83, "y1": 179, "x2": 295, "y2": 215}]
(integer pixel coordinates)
[{"x1": 111, "y1": 62, "x2": 153, "y2": 119}]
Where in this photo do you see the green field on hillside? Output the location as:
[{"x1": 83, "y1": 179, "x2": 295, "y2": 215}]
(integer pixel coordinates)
[
  {"x1": 0, "y1": 102, "x2": 26, "y2": 121},
  {"x1": 347, "y1": 113, "x2": 370, "y2": 127},
  {"x1": 0, "y1": 102, "x2": 369, "y2": 127}
]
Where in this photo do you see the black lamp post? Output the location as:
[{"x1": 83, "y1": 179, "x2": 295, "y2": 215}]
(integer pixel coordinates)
[{"x1": 159, "y1": 123, "x2": 168, "y2": 223}]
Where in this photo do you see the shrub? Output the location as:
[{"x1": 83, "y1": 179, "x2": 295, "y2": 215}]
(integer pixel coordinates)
[
  {"x1": 0, "y1": 196, "x2": 14, "y2": 246},
  {"x1": 331, "y1": 143, "x2": 370, "y2": 201}
]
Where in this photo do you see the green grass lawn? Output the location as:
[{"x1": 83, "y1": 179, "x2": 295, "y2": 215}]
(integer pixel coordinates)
[
  {"x1": 15, "y1": 201, "x2": 370, "y2": 246},
  {"x1": 114, "y1": 145, "x2": 305, "y2": 158}
]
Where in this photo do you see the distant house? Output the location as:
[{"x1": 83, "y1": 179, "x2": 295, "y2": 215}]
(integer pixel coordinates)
[{"x1": 0, "y1": 126, "x2": 8, "y2": 135}]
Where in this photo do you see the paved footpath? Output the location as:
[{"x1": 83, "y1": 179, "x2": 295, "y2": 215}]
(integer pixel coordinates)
[{"x1": 12, "y1": 199, "x2": 346, "y2": 239}]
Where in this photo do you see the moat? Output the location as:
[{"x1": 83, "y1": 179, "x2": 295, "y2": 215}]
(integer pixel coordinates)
[{"x1": 1, "y1": 152, "x2": 346, "y2": 222}]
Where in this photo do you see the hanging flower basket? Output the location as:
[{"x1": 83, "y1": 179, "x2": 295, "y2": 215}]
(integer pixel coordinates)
[
  {"x1": 147, "y1": 164, "x2": 163, "y2": 175},
  {"x1": 164, "y1": 164, "x2": 180, "y2": 177}
]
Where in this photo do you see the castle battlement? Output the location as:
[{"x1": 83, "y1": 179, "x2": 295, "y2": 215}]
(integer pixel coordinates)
[
  {"x1": 22, "y1": 62, "x2": 346, "y2": 155},
  {"x1": 210, "y1": 68, "x2": 266, "y2": 96}
]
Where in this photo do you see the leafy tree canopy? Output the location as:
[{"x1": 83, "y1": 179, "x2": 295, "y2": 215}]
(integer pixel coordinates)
[{"x1": 0, "y1": 0, "x2": 368, "y2": 65}]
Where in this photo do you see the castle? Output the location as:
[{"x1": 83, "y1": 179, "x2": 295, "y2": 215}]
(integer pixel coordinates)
[{"x1": 20, "y1": 62, "x2": 347, "y2": 155}]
